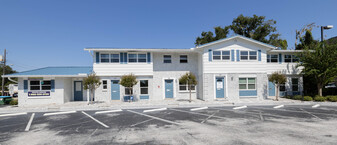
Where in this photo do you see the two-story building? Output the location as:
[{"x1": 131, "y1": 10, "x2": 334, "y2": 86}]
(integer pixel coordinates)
[{"x1": 5, "y1": 35, "x2": 303, "y2": 107}]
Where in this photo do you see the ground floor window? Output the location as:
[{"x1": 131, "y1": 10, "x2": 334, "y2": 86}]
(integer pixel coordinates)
[
  {"x1": 239, "y1": 78, "x2": 256, "y2": 90},
  {"x1": 279, "y1": 83, "x2": 286, "y2": 92},
  {"x1": 179, "y1": 82, "x2": 195, "y2": 91},
  {"x1": 30, "y1": 80, "x2": 51, "y2": 91},
  {"x1": 125, "y1": 88, "x2": 133, "y2": 95},
  {"x1": 102, "y1": 80, "x2": 107, "y2": 90},
  {"x1": 292, "y1": 78, "x2": 299, "y2": 91},
  {"x1": 140, "y1": 80, "x2": 148, "y2": 94}
]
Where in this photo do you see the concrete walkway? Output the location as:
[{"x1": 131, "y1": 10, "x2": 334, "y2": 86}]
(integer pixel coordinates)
[{"x1": 0, "y1": 97, "x2": 336, "y2": 114}]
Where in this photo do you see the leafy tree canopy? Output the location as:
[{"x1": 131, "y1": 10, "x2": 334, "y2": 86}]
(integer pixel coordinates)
[
  {"x1": 0, "y1": 65, "x2": 17, "y2": 90},
  {"x1": 195, "y1": 14, "x2": 288, "y2": 49},
  {"x1": 120, "y1": 74, "x2": 137, "y2": 88},
  {"x1": 297, "y1": 43, "x2": 337, "y2": 96}
]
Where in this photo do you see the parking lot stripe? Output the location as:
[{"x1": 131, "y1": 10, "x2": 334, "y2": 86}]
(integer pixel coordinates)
[
  {"x1": 259, "y1": 112, "x2": 264, "y2": 121},
  {"x1": 201, "y1": 111, "x2": 217, "y2": 123},
  {"x1": 312, "y1": 104, "x2": 320, "y2": 108},
  {"x1": 250, "y1": 106, "x2": 337, "y2": 117},
  {"x1": 95, "y1": 109, "x2": 123, "y2": 114},
  {"x1": 170, "y1": 108, "x2": 227, "y2": 120},
  {"x1": 143, "y1": 108, "x2": 167, "y2": 113},
  {"x1": 43, "y1": 111, "x2": 76, "y2": 116},
  {"x1": 127, "y1": 110, "x2": 180, "y2": 125},
  {"x1": 233, "y1": 106, "x2": 247, "y2": 110},
  {"x1": 190, "y1": 107, "x2": 208, "y2": 111},
  {"x1": 273, "y1": 105, "x2": 284, "y2": 109},
  {"x1": 25, "y1": 113, "x2": 35, "y2": 131},
  {"x1": 0, "y1": 112, "x2": 27, "y2": 117},
  {"x1": 300, "y1": 108, "x2": 322, "y2": 120},
  {"x1": 130, "y1": 119, "x2": 154, "y2": 127},
  {"x1": 82, "y1": 111, "x2": 109, "y2": 128}
]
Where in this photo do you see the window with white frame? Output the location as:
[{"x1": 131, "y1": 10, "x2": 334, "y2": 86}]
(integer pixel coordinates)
[
  {"x1": 180, "y1": 55, "x2": 188, "y2": 63},
  {"x1": 292, "y1": 78, "x2": 299, "y2": 92},
  {"x1": 239, "y1": 78, "x2": 256, "y2": 90},
  {"x1": 213, "y1": 51, "x2": 221, "y2": 60},
  {"x1": 102, "y1": 80, "x2": 107, "y2": 90},
  {"x1": 284, "y1": 55, "x2": 299, "y2": 63},
  {"x1": 125, "y1": 88, "x2": 133, "y2": 95},
  {"x1": 249, "y1": 51, "x2": 257, "y2": 60},
  {"x1": 163, "y1": 55, "x2": 171, "y2": 63},
  {"x1": 280, "y1": 83, "x2": 286, "y2": 92},
  {"x1": 179, "y1": 81, "x2": 196, "y2": 91},
  {"x1": 267, "y1": 54, "x2": 278, "y2": 63},
  {"x1": 110, "y1": 54, "x2": 119, "y2": 63},
  {"x1": 222, "y1": 51, "x2": 230, "y2": 60},
  {"x1": 138, "y1": 54, "x2": 147, "y2": 62},
  {"x1": 128, "y1": 54, "x2": 137, "y2": 63},
  {"x1": 100, "y1": 54, "x2": 110, "y2": 63},
  {"x1": 140, "y1": 80, "x2": 148, "y2": 94},
  {"x1": 30, "y1": 80, "x2": 51, "y2": 91},
  {"x1": 240, "y1": 51, "x2": 249, "y2": 60}
]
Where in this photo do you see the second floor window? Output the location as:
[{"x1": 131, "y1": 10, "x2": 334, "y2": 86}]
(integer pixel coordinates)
[
  {"x1": 128, "y1": 53, "x2": 147, "y2": 63},
  {"x1": 213, "y1": 50, "x2": 230, "y2": 60},
  {"x1": 240, "y1": 51, "x2": 249, "y2": 60},
  {"x1": 110, "y1": 54, "x2": 119, "y2": 63},
  {"x1": 284, "y1": 55, "x2": 299, "y2": 63},
  {"x1": 267, "y1": 54, "x2": 278, "y2": 63},
  {"x1": 180, "y1": 55, "x2": 188, "y2": 63},
  {"x1": 164, "y1": 55, "x2": 171, "y2": 63},
  {"x1": 240, "y1": 51, "x2": 257, "y2": 60},
  {"x1": 101, "y1": 54, "x2": 110, "y2": 63},
  {"x1": 128, "y1": 54, "x2": 137, "y2": 63}
]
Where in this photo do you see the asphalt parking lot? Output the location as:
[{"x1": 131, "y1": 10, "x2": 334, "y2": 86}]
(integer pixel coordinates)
[{"x1": 1, "y1": 105, "x2": 337, "y2": 145}]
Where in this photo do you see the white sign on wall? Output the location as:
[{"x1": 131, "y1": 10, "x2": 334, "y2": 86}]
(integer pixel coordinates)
[{"x1": 216, "y1": 82, "x2": 223, "y2": 90}]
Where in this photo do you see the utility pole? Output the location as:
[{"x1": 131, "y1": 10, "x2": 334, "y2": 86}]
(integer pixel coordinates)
[{"x1": 2, "y1": 49, "x2": 6, "y2": 96}]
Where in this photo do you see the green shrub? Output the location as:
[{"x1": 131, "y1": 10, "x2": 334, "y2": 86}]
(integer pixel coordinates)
[
  {"x1": 293, "y1": 95, "x2": 303, "y2": 100},
  {"x1": 285, "y1": 96, "x2": 292, "y2": 99},
  {"x1": 9, "y1": 99, "x2": 18, "y2": 105},
  {"x1": 303, "y1": 96, "x2": 313, "y2": 101},
  {"x1": 314, "y1": 96, "x2": 326, "y2": 102},
  {"x1": 327, "y1": 96, "x2": 337, "y2": 102}
]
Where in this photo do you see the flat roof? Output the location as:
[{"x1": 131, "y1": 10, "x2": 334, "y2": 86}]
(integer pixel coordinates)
[{"x1": 4, "y1": 66, "x2": 93, "y2": 78}]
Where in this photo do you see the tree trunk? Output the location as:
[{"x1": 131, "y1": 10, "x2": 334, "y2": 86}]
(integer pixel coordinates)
[
  {"x1": 317, "y1": 83, "x2": 323, "y2": 96},
  {"x1": 129, "y1": 87, "x2": 132, "y2": 103},
  {"x1": 189, "y1": 85, "x2": 192, "y2": 103},
  {"x1": 276, "y1": 83, "x2": 279, "y2": 101},
  {"x1": 90, "y1": 88, "x2": 94, "y2": 103}
]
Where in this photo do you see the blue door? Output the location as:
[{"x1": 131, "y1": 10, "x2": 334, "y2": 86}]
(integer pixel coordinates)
[
  {"x1": 165, "y1": 80, "x2": 174, "y2": 98},
  {"x1": 74, "y1": 81, "x2": 83, "y2": 101},
  {"x1": 215, "y1": 77, "x2": 225, "y2": 98},
  {"x1": 268, "y1": 81, "x2": 275, "y2": 96},
  {"x1": 111, "y1": 80, "x2": 120, "y2": 100}
]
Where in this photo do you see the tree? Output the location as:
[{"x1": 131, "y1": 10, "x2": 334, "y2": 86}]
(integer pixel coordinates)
[
  {"x1": 268, "y1": 72, "x2": 287, "y2": 101},
  {"x1": 296, "y1": 30, "x2": 317, "y2": 50},
  {"x1": 195, "y1": 26, "x2": 230, "y2": 46},
  {"x1": 120, "y1": 74, "x2": 137, "y2": 102},
  {"x1": 83, "y1": 73, "x2": 101, "y2": 104},
  {"x1": 0, "y1": 65, "x2": 17, "y2": 91},
  {"x1": 297, "y1": 43, "x2": 337, "y2": 96},
  {"x1": 195, "y1": 14, "x2": 287, "y2": 49},
  {"x1": 179, "y1": 72, "x2": 198, "y2": 102},
  {"x1": 295, "y1": 23, "x2": 317, "y2": 48}
]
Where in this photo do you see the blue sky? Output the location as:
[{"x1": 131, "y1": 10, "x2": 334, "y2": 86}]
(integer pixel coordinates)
[{"x1": 0, "y1": 0, "x2": 336, "y2": 72}]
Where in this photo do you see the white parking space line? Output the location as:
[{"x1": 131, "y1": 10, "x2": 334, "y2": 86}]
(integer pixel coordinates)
[
  {"x1": 0, "y1": 112, "x2": 27, "y2": 117},
  {"x1": 43, "y1": 111, "x2": 76, "y2": 116},
  {"x1": 233, "y1": 106, "x2": 247, "y2": 110},
  {"x1": 25, "y1": 113, "x2": 35, "y2": 131},
  {"x1": 127, "y1": 110, "x2": 180, "y2": 125},
  {"x1": 259, "y1": 112, "x2": 264, "y2": 121},
  {"x1": 130, "y1": 119, "x2": 154, "y2": 127},
  {"x1": 190, "y1": 107, "x2": 208, "y2": 111},
  {"x1": 82, "y1": 111, "x2": 109, "y2": 128},
  {"x1": 170, "y1": 108, "x2": 227, "y2": 120},
  {"x1": 201, "y1": 111, "x2": 218, "y2": 123},
  {"x1": 273, "y1": 105, "x2": 284, "y2": 109},
  {"x1": 312, "y1": 104, "x2": 320, "y2": 108},
  {"x1": 143, "y1": 108, "x2": 167, "y2": 113},
  {"x1": 300, "y1": 108, "x2": 322, "y2": 120},
  {"x1": 95, "y1": 109, "x2": 123, "y2": 114}
]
